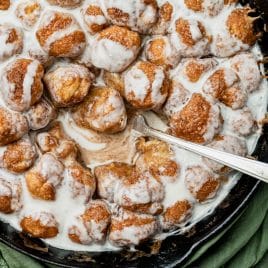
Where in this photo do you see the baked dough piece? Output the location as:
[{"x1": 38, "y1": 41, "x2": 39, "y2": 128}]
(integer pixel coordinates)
[
  {"x1": 0, "y1": 108, "x2": 29, "y2": 146},
  {"x1": 203, "y1": 68, "x2": 247, "y2": 109},
  {"x1": 169, "y1": 94, "x2": 222, "y2": 144},
  {"x1": 109, "y1": 208, "x2": 158, "y2": 246},
  {"x1": 44, "y1": 63, "x2": 92, "y2": 107},
  {"x1": 20, "y1": 212, "x2": 59, "y2": 238},
  {"x1": 160, "y1": 200, "x2": 192, "y2": 230},
  {"x1": 25, "y1": 153, "x2": 64, "y2": 200},
  {"x1": 136, "y1": 138, "x2": 179, "y2": 183},
  {"x1": 124, "y1": 61, "x2": 169, "y2": 110},
  {"x1": 185, "y1": 165, "x2": 220, "y2": 202},
  {"x1": 0, "y1": 179, "x2": 22, "y2": 214},
  {"x1": 36, "y1": 11, "x2": 86, "y2": 58},
  {"x1": 82, "y1": 1, "x2": 108, "y2": 34},
  {"x1": 102, "y1": 0, "x2": 158, "y2": 34},
  {"x1": 68, "y1": 200, "x2": 110, "y2": 244},
  {"x1": 0, "y1": 58, "x2": 44, "y2": 112},
  {"x1": 15, "y1": 0, "x2": 42, "y2": 29},
  {"x1": 170, "y1": 18, "x2": 210, "y2": 57},
  {"x1": 0, "y1": 0, "x2": 10, "y2": 10},
  {"x1": 0, "y1": 24, "x2": 23, "y2": 62},
  {"x1": 46, "y1": 0, "x2": 83, "y2": 8},
  {"x1": 1, "y1": 137, "x2": 36, "y2": 174},
  {"x1": 91, "y1": 25, "x2": 141, "y2": 72},
  {"x1": 72, "y1": 86, "x2": 127, "y2": 134}
]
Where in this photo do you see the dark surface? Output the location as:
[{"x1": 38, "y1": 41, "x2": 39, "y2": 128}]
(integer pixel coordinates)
[{"x1": 0, "y1": 1, "x2": 268, "y2": 267}]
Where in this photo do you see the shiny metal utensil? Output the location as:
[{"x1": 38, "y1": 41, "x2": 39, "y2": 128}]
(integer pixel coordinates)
[{"x1": 133, "y1": 115, "x2": 268, "y2": 183}]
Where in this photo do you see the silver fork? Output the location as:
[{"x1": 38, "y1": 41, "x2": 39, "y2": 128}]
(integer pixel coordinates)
[{"x1": 132, "y1": 115, "x2": 268, "y2": 183}]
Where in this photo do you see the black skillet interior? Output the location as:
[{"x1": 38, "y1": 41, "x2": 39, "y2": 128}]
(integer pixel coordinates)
[{"x1": 0, "y1": 1, "x2": 267, "y2": 267}]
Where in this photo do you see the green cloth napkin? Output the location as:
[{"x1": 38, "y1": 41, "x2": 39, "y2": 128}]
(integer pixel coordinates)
[{"x1": 1, "y1": 182, "x2": 268, "y2": 268}]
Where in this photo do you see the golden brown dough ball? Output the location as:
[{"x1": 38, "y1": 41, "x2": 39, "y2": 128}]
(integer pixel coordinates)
[
  {"x1": 25, "y1": 153, "x2": 64, "y2": 200},
  {"x1": 0, "y1": 24, "x2": 23, "y2": 62},
  {"x1": 95, "y1": 162, "x2": 164, "y2": 215},
  {"x1": 15, "y1": 0, "x2": 42, "y2": 29},
  {"x1": 160, "y1": 200, "x2": 192, "y2": 230},
  {"x1": 185, "y1": 165, "x2": 220, "y2": 202},
  {"x1": 184, "y1": 0, "x2": 225, "y2": 16},
  {"x1": 0, "y1": 58, "x2": 44, "y2": 112},
  {"x1": 226, "y1": 7, "x2": 259, "y2": 46},
  {"x1": 230, "y1": 52, "x2": 261, "y2": 93},
  {"x1": 109, "y1": 208, "x2": 158, "y2": 246},
  {"x1": 103, "y1": 71, "x2": 125, "y2": 96},
  {"x1": 170, "y1": 18, "x2": 210, "y2": 57},
  {"x1": 0, "y1": 179, "x2": 22, "y2": 214},
  {"x1": 1, "y1": 137, "x2": 36, "y2": 174},
  {"x1": 91, "y1": 25, "x2": 141, "y2": 72},
  {"x1": 203, "y1": 68, "x2": 247, "y2": 109},
  {"x1": 169, "y1": 93, "x2": 222, "y2": 144},
  {"x1": 103, "y1": 0, "x2": 158, "y2": 34},
  {"x1": 203, "y1": 135, "x2": 247, "y2": 174},
  {"x1": 68, "y1": 200, "x2": 110, "y2": 244},
  {"x1": 150, "y1": 1, "x2": 174, "y2": 34},
  {"x1": 0, "y1": 0, "x2": 10, "y2": 10},
  {"x1": 72, "y1": 86, "x2": 127, "y2": 134},
  {"x1": 36, "y1": 11, "x2": 86, "y2": 58},
  {"x1": 180, "y1": 58, "x2": 218, "y2": 83},
  {"x1": 26, "y1": 98, "x2": 57, "y2": 130},
  {"x1": 46, "y1": 0, "x2": 83, "y2": 8},
  {"x1": 144, "y1": 36, "x2": 180, "y2": 68},
  {"x1": 163, "y1": 80, "x2": 190, "y2": 118},
  {"x1": 82, "y1": 2, "x2": 108, "y2": 34},
  {"x1": 44, "y1": 63, "x2": 92, "y2": 108},
  {"x1": 136, "y1": 138, "x2": 179, "y2": 183},
  {"x1": 20, "y1": 212, "x2": 59, "y2": 238},
  {"x1": 124, "y1": 61, "x2": 169, "y2": 110},
  {"x1": 0, "y1": 107, "x2": 29, "y2": 146},
  {"x1": 66, "y1": 161, "x2": 96, "y2": 203}
]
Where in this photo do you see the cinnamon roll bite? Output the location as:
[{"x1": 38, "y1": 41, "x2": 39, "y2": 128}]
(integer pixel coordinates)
[
  {"x1": 91, "y1": 25, "x2": 141, "y2": 72},
  {"x1": 72, "y1": 86, "x2": 127, "y2": 134},
  {"x1": 1, "y1": 137, "x2": 36, "y2": 174},
  {"x1": 136, "y1": 138, "x2": 179, "y2": 183},
  {"x1": 109, "y1": 208, "x2": 158, "y2": 246},
  {"x1": 25, "y1": 153, "x2": 64, "y2": 200},
  {"x1": 15, "y1": 0, "x2": 42, "y2": 29},
  {"x1": 20, "y1": 211, "x2": 59, "y2": 238},
  {"x1": 160, "y1": 200, "x2": 192, "y2": 230},
  {"x1": 124, "y1": 61, "x2": 169, "y2": 110},
  {"x1": 26, "y1": 98, "x2": 57, "y2": 130},
  {"x1": 46, "y1": 0, "x2": 83, "y2": 8},
  {"x1": 169, "y1": 94, "x2": 222, "y2": 144},
  {"x1": 144, "y1": 36, "x2": 180, "y2": 68},
  {"x1": 0, "y1": 179, "x2": 22, "y2": 214},
  {"x1": 0, "y1": 58, "x2": 44, "y2": 112},
  {"x1": 0, "y1": 24, "x2": 23, "y2": 62},
  {"x1": 66, "y1": 161, "x2": 96, "y2": 203},
  {"x1": 203, "y1": 68, "x2": 247, "y2": 109},
  {"x1": 102, "y1": 0, "x2": 158, "y2": 34},
  {"x1": 36, "y1": 11, "x2": 86, "y2": 58},
  {"x1": 82, "y1": 1, "x2": 108, "y2": 34},
  {"x1": 0, "y1": 108, "x2": 29, "y2": 146},
  {"x1": 44, "y1": 63, "x2": 92, "y2": 108},
  {"x1": 185, "y1": 165, "x2": 221, "y2": 202},
  {"x1": 170, "y1": 18, "x2": 210, "y2": 57},
  {"x1": 68, "y1": 200, "x2": 110, "y2": 244}
]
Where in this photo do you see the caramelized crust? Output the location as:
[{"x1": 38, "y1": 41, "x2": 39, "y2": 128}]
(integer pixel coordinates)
[
  {"x1": 184, "y1": 0, "x2": 202, "y2": 12},
  {"x1": 20, "y1": 212, "x2": 59, "y2": 238},
  {"x1": 227, "y1": 7, "x2": 259, "y2": 45},
  {"x1": 0, "y1": 0, "x2": 10, "y2": 10}
]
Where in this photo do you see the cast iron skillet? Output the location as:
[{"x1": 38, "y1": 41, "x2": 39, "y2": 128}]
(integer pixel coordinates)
[{"x1": 0, "y1": 1, "x2": 267, "y2": 267}]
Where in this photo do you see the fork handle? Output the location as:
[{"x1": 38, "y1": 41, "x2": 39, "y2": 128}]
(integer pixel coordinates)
[{"x1": 144, "y1": 126, "x2": 268, "y2": 183}]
